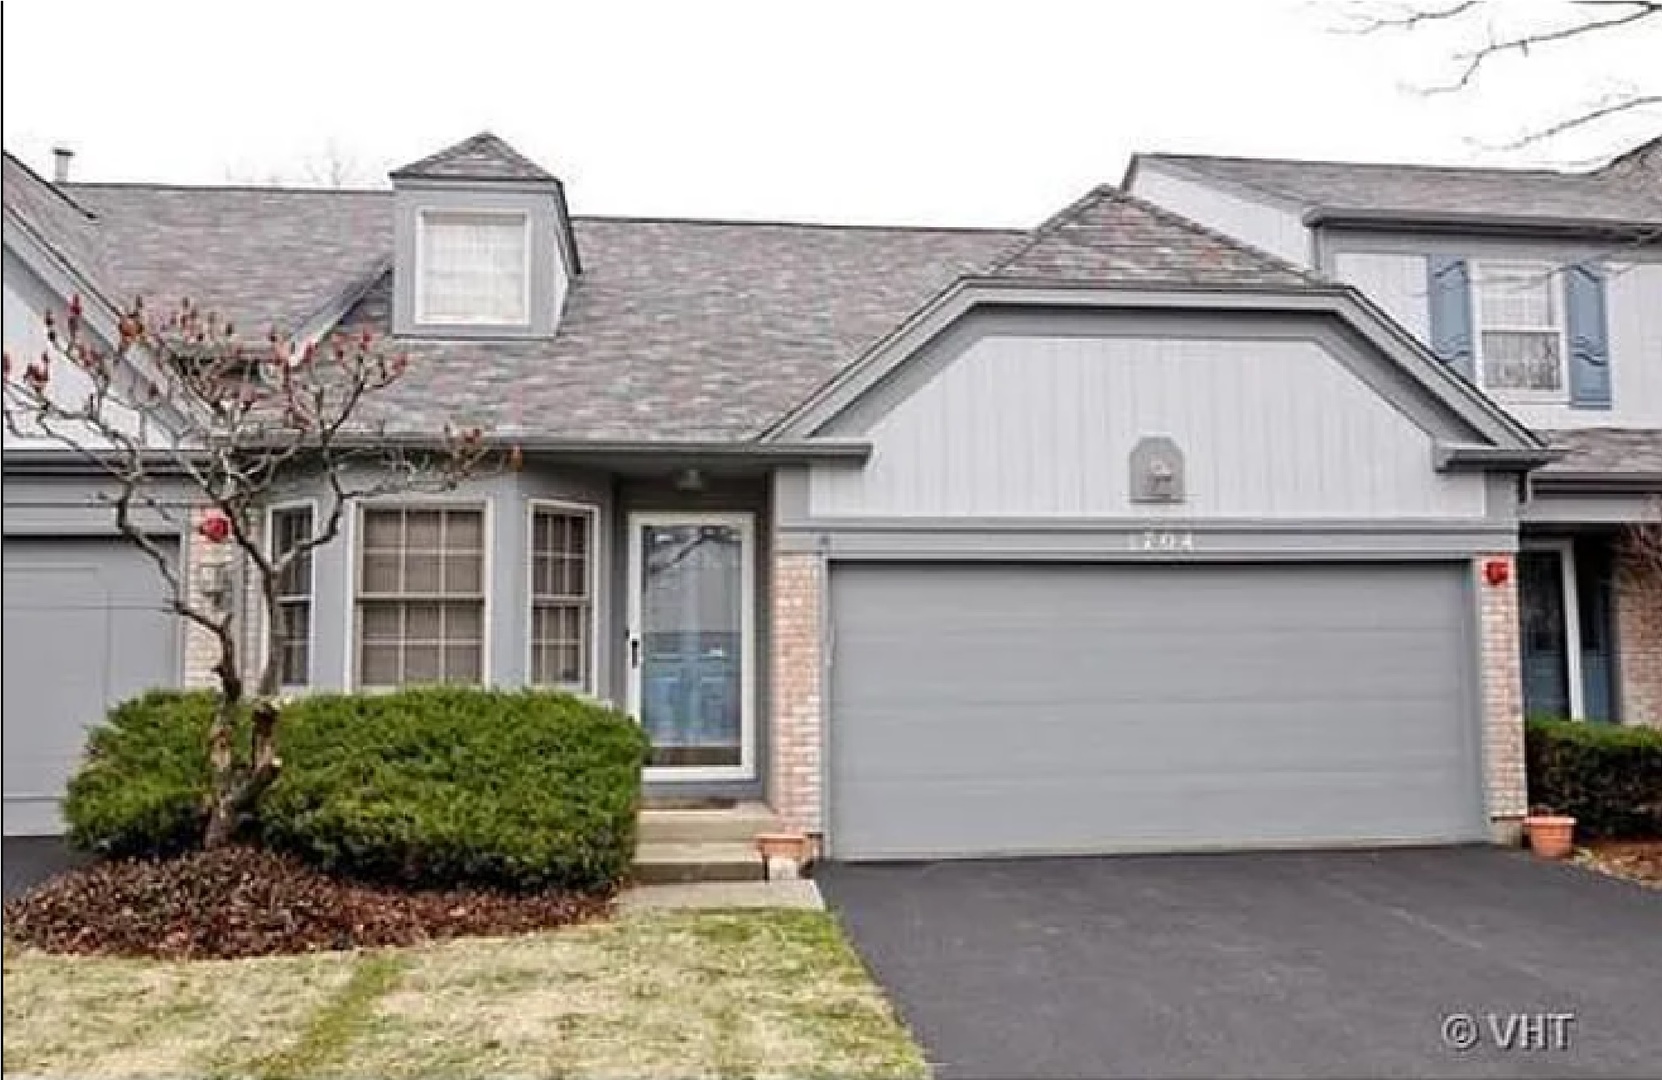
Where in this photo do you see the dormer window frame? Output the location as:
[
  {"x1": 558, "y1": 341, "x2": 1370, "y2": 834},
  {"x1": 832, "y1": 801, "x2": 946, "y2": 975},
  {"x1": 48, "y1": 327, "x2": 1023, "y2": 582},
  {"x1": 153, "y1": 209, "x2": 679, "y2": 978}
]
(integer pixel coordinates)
[{"x1": 413, "y1": 207, "x2": 535, "y2": 329}]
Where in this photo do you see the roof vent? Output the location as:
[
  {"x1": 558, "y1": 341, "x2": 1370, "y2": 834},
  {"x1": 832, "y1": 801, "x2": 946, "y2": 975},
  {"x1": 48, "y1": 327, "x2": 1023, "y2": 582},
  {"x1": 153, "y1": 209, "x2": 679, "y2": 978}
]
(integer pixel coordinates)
[{"x1": 52, "y1": 146, "x2": 74, "y2": 184}]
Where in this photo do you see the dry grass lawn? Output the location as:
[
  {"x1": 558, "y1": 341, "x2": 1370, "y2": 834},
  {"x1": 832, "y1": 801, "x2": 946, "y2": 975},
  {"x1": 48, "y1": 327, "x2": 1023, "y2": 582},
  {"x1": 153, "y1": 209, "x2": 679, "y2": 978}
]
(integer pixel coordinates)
[{"x1": 4, "y1": 910, "x2": 927, "y2": 1080}]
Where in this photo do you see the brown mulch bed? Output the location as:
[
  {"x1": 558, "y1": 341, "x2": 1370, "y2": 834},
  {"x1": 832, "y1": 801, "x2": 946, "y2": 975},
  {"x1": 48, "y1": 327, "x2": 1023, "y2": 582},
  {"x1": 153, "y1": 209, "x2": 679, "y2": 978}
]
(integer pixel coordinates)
[
  {"x1": 2, "y1": 846, "x2": 612, "y2": 960},
  {"x1": 1574, "y1": 840, "x2": 1662, "y2": 889}
]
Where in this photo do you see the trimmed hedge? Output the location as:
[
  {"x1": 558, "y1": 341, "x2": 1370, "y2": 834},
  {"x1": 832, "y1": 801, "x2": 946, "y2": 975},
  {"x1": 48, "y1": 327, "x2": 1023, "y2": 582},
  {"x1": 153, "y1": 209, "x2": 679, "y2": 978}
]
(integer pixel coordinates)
[
  {"x1": 64, "y1": 687, "x2": 648, "y2": 892},
  {"x1": 1525, "y1": 718, "x2": 1662, "y2": 840}
]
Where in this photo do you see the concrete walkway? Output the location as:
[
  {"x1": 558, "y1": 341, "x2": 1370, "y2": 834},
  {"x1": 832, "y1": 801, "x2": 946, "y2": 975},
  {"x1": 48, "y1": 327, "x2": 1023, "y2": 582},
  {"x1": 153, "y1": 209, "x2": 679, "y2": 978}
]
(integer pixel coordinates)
[{"x1": 618, "y1": 878, "x2": 824, "y2": 912}]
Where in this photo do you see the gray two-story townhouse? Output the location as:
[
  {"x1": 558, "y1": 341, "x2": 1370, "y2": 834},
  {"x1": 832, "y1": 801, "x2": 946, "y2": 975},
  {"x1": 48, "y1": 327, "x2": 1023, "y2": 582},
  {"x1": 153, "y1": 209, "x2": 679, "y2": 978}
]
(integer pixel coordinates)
[
  {"x1": 1130, "y1": 138, "x2": 1662, "y2": 731},
  {"x1": 6, "y1": 132, "x2": 1649, "y2": 863}
]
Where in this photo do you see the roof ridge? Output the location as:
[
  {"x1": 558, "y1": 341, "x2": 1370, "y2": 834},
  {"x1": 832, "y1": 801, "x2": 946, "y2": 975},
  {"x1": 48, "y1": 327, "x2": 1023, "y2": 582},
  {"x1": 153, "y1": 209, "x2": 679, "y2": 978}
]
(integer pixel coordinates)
[
  {"x1": 983, "y1": 183, "x2": 1120, "y2": 274},
  {"x1": 573, "y1": 212, "x2": 1024, "y2": 235},
  {"x1": 65, "y1": 181, "x2": 391, "y2": 196},
  {"x1": 390, "y1": 131, "x2": 555, "y2": 183},
  {"x1": 990, "y1": 183, "x2": 1328, "y2": 287},
  {"x1": 1143, "y1": 150, "x2": 1573, "y2": 180}
]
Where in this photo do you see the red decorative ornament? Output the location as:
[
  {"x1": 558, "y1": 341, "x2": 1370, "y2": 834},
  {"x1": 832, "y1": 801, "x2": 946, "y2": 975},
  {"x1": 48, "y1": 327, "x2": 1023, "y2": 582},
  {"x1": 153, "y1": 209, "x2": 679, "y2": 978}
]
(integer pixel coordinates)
[
  {"x1": 197, "y1": 512, "x2": 232, "y2": 544},
  {"x1": 1484, "y1": 558, "x2": 1511, "y2": 587}
]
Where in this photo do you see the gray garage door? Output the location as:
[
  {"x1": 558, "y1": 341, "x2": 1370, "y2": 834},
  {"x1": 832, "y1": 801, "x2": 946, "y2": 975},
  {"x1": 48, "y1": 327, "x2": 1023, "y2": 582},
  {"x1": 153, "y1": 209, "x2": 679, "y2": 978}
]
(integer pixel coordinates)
[
  {"x1": 829, "y1": 562, "x2": 1484, "y2": 860},
  {"x1": 3, "y1": 537, "x2": 179, "y2": 835}
]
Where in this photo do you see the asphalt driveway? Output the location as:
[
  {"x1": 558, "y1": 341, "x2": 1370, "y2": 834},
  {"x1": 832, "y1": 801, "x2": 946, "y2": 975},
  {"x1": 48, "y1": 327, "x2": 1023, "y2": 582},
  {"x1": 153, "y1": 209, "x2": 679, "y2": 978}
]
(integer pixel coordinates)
[
  {"x1": 818, "y1": 848, "x2": 1662, "y2": 1079},
  {"x1": 2, "y1": 837, "x2": 84, "y2": 901}
]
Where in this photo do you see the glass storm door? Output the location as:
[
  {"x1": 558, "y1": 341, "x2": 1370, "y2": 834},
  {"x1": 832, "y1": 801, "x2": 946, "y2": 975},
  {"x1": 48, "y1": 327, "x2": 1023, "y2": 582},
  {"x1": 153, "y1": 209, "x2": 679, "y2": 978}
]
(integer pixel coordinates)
[
  {"x1": 627, "y1": 513, "x2": 754, "y2": 780},
  {"x1": 1519, "y1": 547, "x2": 1574, "y2": 719}
]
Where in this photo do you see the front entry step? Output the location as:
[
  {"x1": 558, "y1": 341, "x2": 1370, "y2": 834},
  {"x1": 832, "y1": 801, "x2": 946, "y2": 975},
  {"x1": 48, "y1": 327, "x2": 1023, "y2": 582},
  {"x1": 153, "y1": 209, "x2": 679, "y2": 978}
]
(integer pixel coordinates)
[
  {"x1": 632, "y1": 841, "x2": 766, "y2": 884},
  {"x1": 638, "y1": 801, "x2": 780, "y2": 845}
]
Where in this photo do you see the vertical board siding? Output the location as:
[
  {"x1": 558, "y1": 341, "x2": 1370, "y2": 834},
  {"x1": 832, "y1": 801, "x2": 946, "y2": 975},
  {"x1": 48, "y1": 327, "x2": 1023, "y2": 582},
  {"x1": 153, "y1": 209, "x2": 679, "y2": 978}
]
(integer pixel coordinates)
[
  {"x1": 1335, "y1": 249, "x2": 1662, "y2": 431},
  {"x1": 809, "y1": 333, "x2": 1487, "y2": 519},
  {"x1": 1336, "y1": 252, "x2": 1432, "y2": 344}
]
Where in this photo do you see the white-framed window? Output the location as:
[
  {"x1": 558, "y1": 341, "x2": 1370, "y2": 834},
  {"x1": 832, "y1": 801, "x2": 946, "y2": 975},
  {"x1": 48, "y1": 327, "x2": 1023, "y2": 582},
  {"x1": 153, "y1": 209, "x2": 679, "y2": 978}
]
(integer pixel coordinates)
[
  {"x1": 1474, "y1": 260, "x2": 1567, "y2": 397},
  {"x1": 269, "y1": 504, "x2": 315, "y2": 688},
  {"x1": 356, "y1": 505, "x2": 486, "y2": 687},
  {"x1": 416, "y1": 210, "x2": 531, "y2": 326},
  {"x1": 529, "y1": 503, "x2": 598, "y2": 692}
]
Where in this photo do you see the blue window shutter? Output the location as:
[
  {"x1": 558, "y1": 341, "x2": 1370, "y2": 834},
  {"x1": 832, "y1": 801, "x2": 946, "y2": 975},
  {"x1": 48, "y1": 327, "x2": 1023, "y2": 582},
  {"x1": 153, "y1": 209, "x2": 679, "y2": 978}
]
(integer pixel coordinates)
[
  {"x1": 1427, "y1": 256, "x2": 1474, "y2": 381},
  {"x1": 1566, "y1": 262, "x2": 1612, "y2": 410}
]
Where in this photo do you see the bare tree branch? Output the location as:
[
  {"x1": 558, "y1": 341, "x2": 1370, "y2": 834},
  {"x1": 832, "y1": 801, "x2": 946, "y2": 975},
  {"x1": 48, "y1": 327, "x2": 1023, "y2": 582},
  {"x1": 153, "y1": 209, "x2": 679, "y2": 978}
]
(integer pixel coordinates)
[{"x1": 4, "y1": 294, "x2": 495, "y2": 848}]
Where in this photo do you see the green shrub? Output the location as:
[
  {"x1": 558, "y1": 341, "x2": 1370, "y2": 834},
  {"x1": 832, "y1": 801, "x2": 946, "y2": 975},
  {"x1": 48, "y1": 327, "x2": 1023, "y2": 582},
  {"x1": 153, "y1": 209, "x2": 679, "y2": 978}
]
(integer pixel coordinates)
[
  {"x1": 65, "y1": 690, "x2": 245, "y2": 857},
  {"x1": 1525, "y1": 718, "x2": 1662, "y2": 840},
  {"x1": 64, "y1": 687, "x2": 648, "y2": 892}
]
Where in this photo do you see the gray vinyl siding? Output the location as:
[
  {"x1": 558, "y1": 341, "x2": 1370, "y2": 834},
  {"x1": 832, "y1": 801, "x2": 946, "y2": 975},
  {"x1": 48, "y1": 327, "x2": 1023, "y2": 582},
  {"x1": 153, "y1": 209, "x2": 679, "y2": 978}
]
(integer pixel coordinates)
[
  {"x1": 1128, "y1": 164, "x2": 1313, "y2": 267},
  {"x1": 826, "y1": 562, "x2": 1485, "y2": 860},
  {"x1": 1324, "y1": 231, "x2": 1662, "y2": 431},
  {"x1": 807, "y1": 313, "x2": 1490, "y2": 521}
]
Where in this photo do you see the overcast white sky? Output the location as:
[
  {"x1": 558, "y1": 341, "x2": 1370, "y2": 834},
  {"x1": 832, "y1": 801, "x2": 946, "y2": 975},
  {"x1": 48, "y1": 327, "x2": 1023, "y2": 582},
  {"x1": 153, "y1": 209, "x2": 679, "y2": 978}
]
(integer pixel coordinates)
[{"x1": 4, "y1": 1, "x2": 1657, "y2": 227}]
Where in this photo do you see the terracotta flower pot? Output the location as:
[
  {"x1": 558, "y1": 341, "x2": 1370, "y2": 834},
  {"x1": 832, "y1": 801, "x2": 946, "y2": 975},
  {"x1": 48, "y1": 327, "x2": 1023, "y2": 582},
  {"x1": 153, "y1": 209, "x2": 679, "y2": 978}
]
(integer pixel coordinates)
[
  {"x1": 755, "y1": 832, "x2": 812, "y2": 880},
  {"x1": 1525, "y1": 814, "x2": 1577, "y2": 860}
]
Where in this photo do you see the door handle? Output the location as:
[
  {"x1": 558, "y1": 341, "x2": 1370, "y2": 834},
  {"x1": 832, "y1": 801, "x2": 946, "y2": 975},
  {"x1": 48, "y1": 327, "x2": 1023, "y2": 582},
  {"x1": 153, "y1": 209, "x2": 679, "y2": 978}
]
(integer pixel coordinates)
[{"x1": 629, "y1": 635, "x2": 641, "y2": 670}]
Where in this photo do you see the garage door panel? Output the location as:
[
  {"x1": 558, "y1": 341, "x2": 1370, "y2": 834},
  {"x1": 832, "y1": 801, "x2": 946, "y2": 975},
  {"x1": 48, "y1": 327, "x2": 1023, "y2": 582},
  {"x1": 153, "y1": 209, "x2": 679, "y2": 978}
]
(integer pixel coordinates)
[
  {"x1": 4, "y1": 539, "x2": 178, "y2": 835},
  {"x1": 829, "y1": 562, "x2": 1483, "y2": 859}
]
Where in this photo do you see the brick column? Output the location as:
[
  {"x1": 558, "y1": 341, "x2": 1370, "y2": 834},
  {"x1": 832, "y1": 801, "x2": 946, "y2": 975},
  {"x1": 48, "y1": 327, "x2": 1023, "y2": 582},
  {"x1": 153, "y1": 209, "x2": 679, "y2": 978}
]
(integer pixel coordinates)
[
  {"x1": 770, "y1": 552, "x2": 825, "y2": 834},
  {"x1": 1477, "y1": 555, "x2": 1527, "y2": 841},
  {"x1": 182, "y1": 508, "x2": 236, "y2": 689},
  {"x1": 1616, "y1": 548, "x2": 1662, "y2": 727}
]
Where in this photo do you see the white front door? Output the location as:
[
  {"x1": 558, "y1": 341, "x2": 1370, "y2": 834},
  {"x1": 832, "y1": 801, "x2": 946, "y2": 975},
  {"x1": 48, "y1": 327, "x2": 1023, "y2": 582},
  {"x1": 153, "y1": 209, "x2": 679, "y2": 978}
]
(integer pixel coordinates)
[{"x1": 627, "y1": 512, "x2": 756, "y2": 782}]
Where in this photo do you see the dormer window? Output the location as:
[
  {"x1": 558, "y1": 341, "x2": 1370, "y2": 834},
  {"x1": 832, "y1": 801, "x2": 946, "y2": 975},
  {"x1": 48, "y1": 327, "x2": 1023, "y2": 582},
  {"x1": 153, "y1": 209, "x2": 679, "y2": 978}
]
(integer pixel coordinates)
[
  {"x1": 390, "y1": 133, "x2": 581, "y2": 339},
  {"x1": 416, "y1": 210, "x2": 531, "y2": 326}
]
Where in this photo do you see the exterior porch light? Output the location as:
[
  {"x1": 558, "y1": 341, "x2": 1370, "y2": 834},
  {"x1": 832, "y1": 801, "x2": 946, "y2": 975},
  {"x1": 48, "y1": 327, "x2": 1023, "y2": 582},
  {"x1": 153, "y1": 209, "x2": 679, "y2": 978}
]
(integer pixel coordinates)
[{"x1": 673, "y1": 467, "x2": 707, "y2": 493}]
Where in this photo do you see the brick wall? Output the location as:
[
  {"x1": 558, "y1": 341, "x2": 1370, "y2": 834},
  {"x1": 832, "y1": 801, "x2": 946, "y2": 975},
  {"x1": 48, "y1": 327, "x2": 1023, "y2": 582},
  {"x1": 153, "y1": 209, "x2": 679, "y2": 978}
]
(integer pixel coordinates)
[
  {"x1": 769, "y1": 552, "x2": 825, "y2": 834},
  {"x1": 1616, "y1": 547, "x2": 1662, "y2": 727},
  {"x1": 181, "y1": 507, "x2": 247, "y2": 689},
  {"x1": 1477, "y1": 554, "x2": 1527, "y2": 837}
]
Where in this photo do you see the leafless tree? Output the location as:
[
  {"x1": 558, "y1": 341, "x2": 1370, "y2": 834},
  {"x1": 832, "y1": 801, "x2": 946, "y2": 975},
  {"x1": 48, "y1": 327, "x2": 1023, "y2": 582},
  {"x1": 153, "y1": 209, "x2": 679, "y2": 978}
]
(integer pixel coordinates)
[
  {"x1": 1343, "y1": 1, "x2": 1661, "y2": 153},
  {"x1": 3, "y1": 297, "x2": 493, "y2": 848}
]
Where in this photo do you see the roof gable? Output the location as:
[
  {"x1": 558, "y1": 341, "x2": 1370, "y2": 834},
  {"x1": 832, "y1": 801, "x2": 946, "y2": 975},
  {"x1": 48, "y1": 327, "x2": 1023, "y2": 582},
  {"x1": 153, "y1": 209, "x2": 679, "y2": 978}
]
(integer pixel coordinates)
[
  {"x1": 390, "y1": 132, "x2": 557, "y2": 183},
  {"x1": 987, "y1": 186, "x2": 1320, "y2": 290}
]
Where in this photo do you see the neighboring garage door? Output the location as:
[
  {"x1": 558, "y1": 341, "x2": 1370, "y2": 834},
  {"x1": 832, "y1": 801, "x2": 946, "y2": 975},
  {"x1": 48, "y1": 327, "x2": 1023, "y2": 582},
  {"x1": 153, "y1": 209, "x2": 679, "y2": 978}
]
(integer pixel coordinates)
[
  {"x1": 3, "y1": 537, "x2": 179, "y2": 835},
  {"x1": 828, "y1": 562, "x2": 1484, "y2": 860}
]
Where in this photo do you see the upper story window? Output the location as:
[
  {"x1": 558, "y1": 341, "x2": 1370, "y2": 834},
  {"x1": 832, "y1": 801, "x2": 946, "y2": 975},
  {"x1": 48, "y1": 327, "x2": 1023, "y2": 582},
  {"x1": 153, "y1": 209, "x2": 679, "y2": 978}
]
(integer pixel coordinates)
[
  {"x1": 416, "y1": 211, "x2": 530, "y2": 326},
  {"x1": 1474, "y1": 261, "x2": 1566, "y2": 397}
]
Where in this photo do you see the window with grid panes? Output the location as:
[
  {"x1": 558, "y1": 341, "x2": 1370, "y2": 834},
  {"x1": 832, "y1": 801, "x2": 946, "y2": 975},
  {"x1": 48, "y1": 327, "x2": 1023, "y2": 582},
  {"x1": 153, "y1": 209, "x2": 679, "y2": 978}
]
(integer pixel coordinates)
[
  {"x1": 270, "y1": 505, "x2": 314, "y2": 687},
  {"x1": 530, "y1": 506, "x2": 595, "y2": 691},
  {"x1": 356, "y1": 507, "x2": 485, "y2": 686}
]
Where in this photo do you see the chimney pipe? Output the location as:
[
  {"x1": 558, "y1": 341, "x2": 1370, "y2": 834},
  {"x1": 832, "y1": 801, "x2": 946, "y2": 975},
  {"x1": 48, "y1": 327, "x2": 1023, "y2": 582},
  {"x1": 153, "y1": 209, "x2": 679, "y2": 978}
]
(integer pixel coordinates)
[{"x1": 52, "y1": 146, "x2": 73, "y2": 184}]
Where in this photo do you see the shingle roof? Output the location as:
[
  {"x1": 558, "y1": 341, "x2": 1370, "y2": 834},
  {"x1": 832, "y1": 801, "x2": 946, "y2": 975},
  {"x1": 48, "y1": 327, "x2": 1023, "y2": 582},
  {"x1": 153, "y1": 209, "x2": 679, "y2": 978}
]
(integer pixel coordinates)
[
  {"x1": 988, "y1": 185, "x2": 1322, "y2": 289},
  {"x1": 1542, "y1": 429, "x2": 1662, "y2": 478},
  {"x1": 333, "y1": 218, "x2": 1018, "y2": 439},
  {"x1": 2, "y1": 152, "x2": 115, "y2": 301},
  {"x1": 390, "y1": 133, "x2": 558, "y2": 183},
  {"x1": 1140, "y1": 151, "x2": 1662, "y2": 227},
  {"x1": 65, "y1": 183, "x2": 394, "y2": 335}
]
